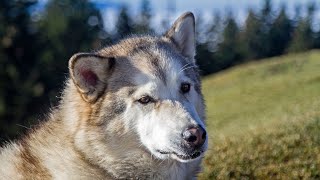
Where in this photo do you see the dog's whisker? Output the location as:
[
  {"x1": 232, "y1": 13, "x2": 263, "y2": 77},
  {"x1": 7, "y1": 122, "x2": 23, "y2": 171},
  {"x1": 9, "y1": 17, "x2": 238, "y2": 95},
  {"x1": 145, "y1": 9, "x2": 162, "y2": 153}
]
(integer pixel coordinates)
[
  {"x1": 179, "y1": 65, "x2": 197, "y2": 74},
  {"x1": 178, "y1": 63, "x2": 193, "y2": 74},
  {"x1": 179, "y1": 62, "x2": 192, "y2": 72}
]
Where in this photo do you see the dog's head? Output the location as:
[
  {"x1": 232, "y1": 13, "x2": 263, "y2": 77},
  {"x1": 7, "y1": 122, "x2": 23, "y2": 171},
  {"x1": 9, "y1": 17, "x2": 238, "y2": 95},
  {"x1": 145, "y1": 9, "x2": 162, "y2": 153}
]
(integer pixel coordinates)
[{"x1": 68, "y1": 12, "x2": 207, "y2": 163}]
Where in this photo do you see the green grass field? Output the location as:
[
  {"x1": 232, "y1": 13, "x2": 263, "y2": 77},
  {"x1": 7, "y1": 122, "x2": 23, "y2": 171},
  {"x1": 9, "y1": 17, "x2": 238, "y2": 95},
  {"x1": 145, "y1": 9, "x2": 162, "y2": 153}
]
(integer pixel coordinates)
[{"x1": 200, "y1": 50, "x2": 320, "y2": 179}]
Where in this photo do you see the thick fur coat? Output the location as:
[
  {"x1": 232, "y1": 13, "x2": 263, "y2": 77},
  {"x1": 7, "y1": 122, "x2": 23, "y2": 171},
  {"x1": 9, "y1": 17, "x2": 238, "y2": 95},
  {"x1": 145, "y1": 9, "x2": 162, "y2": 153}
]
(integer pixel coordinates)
[{"x1": 0, "y1": 12, "x2": 207, "y2": 180}]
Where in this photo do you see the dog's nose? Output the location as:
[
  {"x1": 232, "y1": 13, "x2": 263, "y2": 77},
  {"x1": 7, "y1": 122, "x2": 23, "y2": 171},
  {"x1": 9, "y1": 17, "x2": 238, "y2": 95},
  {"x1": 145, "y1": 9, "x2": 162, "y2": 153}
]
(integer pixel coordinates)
[{"x1": 182, "y1": 126, "x2": 206, "y2": 147}]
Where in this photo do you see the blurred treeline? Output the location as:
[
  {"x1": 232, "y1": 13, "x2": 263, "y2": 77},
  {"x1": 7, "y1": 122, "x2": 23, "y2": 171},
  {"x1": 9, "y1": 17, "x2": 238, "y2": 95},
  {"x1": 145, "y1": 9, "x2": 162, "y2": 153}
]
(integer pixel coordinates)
[{"x1": 0, "y1": 0, "x2": 319, "y2": 143}]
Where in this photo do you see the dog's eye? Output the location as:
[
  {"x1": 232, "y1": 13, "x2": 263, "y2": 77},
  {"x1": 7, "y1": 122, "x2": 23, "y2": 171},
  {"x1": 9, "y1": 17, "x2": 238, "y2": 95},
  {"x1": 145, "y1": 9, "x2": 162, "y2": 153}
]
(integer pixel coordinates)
[
  {"x1": 138, "y1": 96, "x2": 152, "y2": 104},
  {"x1": 181, "y1": 83, "x2": 191, "y2": 93}
]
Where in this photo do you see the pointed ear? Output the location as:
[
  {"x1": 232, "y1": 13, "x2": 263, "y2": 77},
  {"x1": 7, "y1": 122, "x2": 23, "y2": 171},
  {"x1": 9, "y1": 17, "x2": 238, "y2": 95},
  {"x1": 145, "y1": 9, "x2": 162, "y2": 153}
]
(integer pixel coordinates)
[
  {"x1": 69, "y1": 53, "x2": 115, "y2": 103},
  {"x1": 164, "y1": 12, "x2": 196, "y2": 61}
]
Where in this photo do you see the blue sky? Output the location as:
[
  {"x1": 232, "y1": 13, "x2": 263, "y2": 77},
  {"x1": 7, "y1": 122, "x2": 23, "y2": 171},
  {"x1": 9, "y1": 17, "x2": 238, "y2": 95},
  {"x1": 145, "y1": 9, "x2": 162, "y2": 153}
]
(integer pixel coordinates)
[
  {"x1": 92, "y1": 0, "x2": 318, "y2": 32},
  {"x1": 36, "y1": 0, "x2": 319, "y2": 32},
  {"x1": 92, "y1": 0, "x2": 313, "y2": 13}
]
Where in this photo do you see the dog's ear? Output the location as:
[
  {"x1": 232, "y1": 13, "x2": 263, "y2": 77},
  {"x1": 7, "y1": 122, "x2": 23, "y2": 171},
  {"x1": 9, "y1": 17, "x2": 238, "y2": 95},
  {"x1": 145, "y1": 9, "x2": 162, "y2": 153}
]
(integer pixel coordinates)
[
  {"x1": 164, "y1": 12, "x2": 196, "y2": 61},
  {"x1": 69, "y1": 53, "x2": 115, "y2": 103}
]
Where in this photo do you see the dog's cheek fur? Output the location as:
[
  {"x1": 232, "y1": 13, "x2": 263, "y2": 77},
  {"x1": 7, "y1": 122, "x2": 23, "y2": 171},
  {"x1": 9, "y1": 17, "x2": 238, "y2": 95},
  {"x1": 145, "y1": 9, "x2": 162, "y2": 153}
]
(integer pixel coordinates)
[
  {"x1": 101, "y1": 97, "x2": 127, "y2": 122},
  {"x1": 136, "y1": 101, "x2": 192, "y2": 156},
  {"x1": 99, "y1": 93, "x2": 143, "y2": 147},
  {"x1": 140, "y1": 114, "x2": 167, "y2": 149}
]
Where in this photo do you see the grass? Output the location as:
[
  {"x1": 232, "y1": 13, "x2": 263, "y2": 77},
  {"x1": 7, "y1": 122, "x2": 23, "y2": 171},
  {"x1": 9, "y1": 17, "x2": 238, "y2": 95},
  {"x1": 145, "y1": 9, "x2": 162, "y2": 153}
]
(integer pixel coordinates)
[
  {"x1": 200, "y1": 50, "x2": 320, "y2": 178},
  {"x1": 200, "y1": 117, "x2": 320, "y2": 179}
]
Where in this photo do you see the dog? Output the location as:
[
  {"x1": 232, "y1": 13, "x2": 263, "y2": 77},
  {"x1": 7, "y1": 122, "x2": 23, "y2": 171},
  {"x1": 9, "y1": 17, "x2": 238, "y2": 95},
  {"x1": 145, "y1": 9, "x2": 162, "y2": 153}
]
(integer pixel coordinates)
[{"x1": 0, "y1": 12, "x2": 207, "y2": 180}]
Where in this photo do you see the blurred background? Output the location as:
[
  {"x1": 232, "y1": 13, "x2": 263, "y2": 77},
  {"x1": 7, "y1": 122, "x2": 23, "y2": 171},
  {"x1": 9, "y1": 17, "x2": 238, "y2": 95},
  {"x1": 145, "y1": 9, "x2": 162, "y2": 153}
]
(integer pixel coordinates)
[{"x1": 1, "y1": 0, "x2": 320, "y2": 178}]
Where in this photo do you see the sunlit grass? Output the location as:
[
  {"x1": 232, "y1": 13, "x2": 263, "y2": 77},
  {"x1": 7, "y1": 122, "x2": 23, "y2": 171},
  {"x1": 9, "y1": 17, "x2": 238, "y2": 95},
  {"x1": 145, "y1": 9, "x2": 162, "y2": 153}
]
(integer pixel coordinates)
[{"x1": 201, "y1": 50, "x2": 320, "y2": 178}]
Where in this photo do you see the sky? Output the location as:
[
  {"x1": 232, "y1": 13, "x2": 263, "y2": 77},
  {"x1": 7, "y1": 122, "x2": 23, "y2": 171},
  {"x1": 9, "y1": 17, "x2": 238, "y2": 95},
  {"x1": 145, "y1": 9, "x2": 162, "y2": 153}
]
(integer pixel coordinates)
[
  {"x1": 91, "y1": 0, "x2": 318, "y2": 32},
  {"x1": 92, "y1": 0, "x2": 313, "y2": 14},
  {"x1": 36, "y1": 0, "x2": 320, "y2": 32}
]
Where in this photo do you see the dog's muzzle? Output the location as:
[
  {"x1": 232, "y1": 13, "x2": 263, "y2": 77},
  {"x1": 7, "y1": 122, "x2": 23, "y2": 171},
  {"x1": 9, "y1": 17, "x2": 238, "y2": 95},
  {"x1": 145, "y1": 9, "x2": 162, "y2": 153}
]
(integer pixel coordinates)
[
  {"x1": 182, "y1": 125, "x2": 206, "y2": 148},
  {"x1": 157, "y1": 125, "x2": 207, "y2": 161}
]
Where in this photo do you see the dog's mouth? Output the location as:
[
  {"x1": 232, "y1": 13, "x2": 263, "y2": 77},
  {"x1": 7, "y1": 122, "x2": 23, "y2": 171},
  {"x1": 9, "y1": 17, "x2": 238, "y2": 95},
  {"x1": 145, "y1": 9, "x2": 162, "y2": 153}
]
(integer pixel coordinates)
[{"x1": 156, "y1": 150, "x2": 202, "y2": 161}]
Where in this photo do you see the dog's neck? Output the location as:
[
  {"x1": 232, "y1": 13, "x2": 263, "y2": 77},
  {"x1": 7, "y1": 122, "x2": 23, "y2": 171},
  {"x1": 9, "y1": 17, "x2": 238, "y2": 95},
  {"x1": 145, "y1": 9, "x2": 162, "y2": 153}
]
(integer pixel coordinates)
[{"x1": 104, "y1": 155, "x2": 200, "y2": 180}]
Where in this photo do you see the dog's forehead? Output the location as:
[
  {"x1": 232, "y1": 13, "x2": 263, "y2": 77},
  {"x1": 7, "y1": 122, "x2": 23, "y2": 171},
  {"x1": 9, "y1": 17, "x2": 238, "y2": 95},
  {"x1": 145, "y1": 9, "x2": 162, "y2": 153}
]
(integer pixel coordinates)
[
  {"x1": 131, "y1": 45, "x2": 186, "y2": 83},
  {"x1": 99, "y1": 36, "x2": 199, "y2": 89}
]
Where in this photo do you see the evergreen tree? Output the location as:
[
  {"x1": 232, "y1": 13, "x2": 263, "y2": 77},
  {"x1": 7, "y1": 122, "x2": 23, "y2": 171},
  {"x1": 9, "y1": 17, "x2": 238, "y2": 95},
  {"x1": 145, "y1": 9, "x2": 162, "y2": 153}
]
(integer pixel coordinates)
[
  {"x1": 36, "y1": 0, "x2": 107, "y2": 104},
  {"x1": 0, "y1": 0, "x2": 107, "y2": 143},
  {"x1": 288, "y1": 19, "x2": 313, "y2": 52},
  {"x1": 260, "y1": 0, "x2": 275, "y2": 57},
  {"x1": 0, "y1": 0, "x2": 39, "y2": 143},
  {"x1": 206, "y1": 13, "x2": 222, "y2": 52},
  {"x1": 115, "y1": 6, "x2": 134, "y2": 39},
  {"x1": 261, "y1": 0, "x2": 273, "y2": 30},
  {"x1": 288, "y1": 2, "x2": 315, "y2": 52},
  {"x1": 241, "y1": 0, "x2": 276, "y2": 59},
  {"x1": 196, "y1": 43, "x2": 217, "y2": 75},
  {"x1": 134, "y1": 0, "x2": 153, "y2": 34},
  {"x1": 241, "y1": 9, "x2": 263, "y2": 60},
  {"x1": 196, "y1": 13, "x2": 226, "y2": 75},
  {"x1": 268, "y1": 5, "x2": 293, "y2": 56},
  {"x1": 195, "y1": 14, "x2": 217, "y2": 75},
  {"x1": 215, "y1": 14, "x2": 242, "y2": 69},
  {"x1": 314, "y1": 30, "x2": 320, "y2": 49}
]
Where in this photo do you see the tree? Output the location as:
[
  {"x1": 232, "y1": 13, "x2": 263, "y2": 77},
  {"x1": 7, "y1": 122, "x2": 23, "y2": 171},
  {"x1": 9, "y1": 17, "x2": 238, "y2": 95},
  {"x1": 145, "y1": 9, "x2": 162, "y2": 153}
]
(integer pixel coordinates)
[
  {"x1": 241, "y1": 0, "x2": 279, "y2": 59},
  {"x1": 261, "y1": 0, "x2": 273, "y2": 30},
  {"x1": 0, "y1": 0, "x2": 40, "y2": 143},
  {"x1": 260, "y1": 0, "x2": 276, "y2": 57},
  {"x1": 35, "y1": 0, "x2": 107, "y2": 106},
  {"x1": 215, "y1": 14, "x2": 243, "y2": 69},
  {"x1": 115, "y1": 6, "x2": 134, "y2": 39},
  {"x1": 134, "y1": 0, "x2": 153, "y2": 34},
  {"x1": 206, "y1": 12, "x2": 222, "y2": 52},
  {"x1": 241, "y1": 9, "x2": 264, "y2": 60},
  {"x1": 0, "y1": 0, "x2": 108, "y2": 143},
  {"x1": 196, "y1": 43, "x2": 217, "y2": 75},
  {"x1": 288, "y1": 2, "x2": 315, "y2": 52},
  {"x1": 268, "y1": 5, "x2": 293, "y2": 56},
  {"x1": 195, "y1": 13, "x2": 224, "y2": 75}
]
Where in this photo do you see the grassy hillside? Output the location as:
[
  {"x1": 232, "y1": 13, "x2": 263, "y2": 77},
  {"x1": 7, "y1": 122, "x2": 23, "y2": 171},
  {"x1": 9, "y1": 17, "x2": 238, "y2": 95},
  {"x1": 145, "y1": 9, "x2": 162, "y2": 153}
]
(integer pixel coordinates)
[{"x1": 200, "y1": 50, "x2": 320, "y2": 178}]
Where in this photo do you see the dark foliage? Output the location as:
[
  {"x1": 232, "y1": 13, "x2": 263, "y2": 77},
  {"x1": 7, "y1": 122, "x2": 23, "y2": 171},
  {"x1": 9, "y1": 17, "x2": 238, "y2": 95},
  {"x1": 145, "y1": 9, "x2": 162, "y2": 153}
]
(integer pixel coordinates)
[{"x1": 0, "y1": 0, "x2": 107, "y2": 143}]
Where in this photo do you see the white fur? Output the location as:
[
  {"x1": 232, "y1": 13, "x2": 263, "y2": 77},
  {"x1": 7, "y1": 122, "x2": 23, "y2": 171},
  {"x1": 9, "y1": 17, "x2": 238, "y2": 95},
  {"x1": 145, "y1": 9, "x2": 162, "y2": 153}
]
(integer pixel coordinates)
[{"x1": 0, "y1": 12, "x2": 206, "y2": 180}]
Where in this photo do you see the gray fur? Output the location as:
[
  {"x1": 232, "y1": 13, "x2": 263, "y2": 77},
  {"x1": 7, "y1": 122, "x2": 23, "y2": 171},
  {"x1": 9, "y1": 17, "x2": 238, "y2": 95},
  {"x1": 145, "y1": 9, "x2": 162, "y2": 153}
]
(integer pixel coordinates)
[{"x1": 0, "y1": 12, "x2": 207, "y2": 180}]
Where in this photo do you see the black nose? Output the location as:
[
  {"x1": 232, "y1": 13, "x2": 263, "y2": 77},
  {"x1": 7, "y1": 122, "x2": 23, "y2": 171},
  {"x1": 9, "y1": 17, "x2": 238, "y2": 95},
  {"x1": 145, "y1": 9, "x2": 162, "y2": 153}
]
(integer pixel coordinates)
[{"x1": 182, "y1": 126, "x2": 206, "y2": 147}]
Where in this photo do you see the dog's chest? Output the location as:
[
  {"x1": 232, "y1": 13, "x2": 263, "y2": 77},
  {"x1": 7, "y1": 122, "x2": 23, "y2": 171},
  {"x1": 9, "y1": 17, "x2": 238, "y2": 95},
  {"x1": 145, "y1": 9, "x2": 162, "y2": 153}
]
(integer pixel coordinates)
[{"x1": 159, "y1": 161, "x2": 198, "y2": 180}]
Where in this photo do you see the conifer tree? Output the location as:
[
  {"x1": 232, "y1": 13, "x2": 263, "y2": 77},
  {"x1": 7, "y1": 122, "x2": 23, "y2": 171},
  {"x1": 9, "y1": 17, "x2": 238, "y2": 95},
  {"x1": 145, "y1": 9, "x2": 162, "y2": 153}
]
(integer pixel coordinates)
[
  {"x1": 288, "y1": 2, "x2": 315, "y2": 52},
  {"x1": 215, "y1": 14, "x2": 242, "y2": 68},
  {"x1": 268, "y1": 5, "x2": 293, "y2": 56},
  {"x1": 241, "y1": 9, "x2": 263, "y2": 60},
  {"x1": 0, "y1": 0, "x2": 39, "y2": 142},
  {"x1": 134, "y1": 0, "x2": 153, "y2": 34},
  {"x1": 115, "y1": 6, "x2": 134, "y2": 39},
  {"x1": 0, "y1": 0, "x2": 107, "y2": 143}
]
